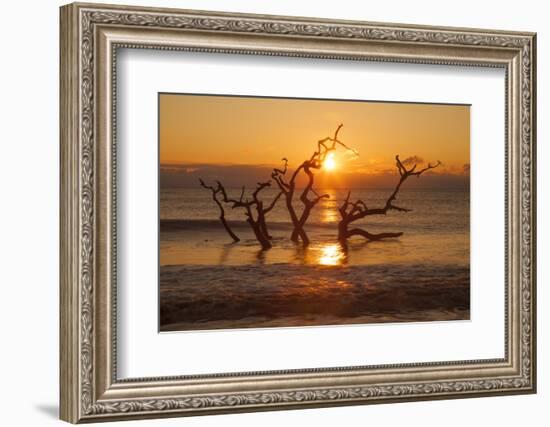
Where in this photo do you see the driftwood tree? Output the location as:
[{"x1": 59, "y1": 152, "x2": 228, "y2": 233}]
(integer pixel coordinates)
[
  {"x1": 199, "y1": 179, "x2": 240, "y2": 242},
  {"x1": 251, "y1": 182, "x2": 283, "y2": 240},
  {"x1": 215, "y1": 180, "x2": 283, "y2": 250},
  {"x1": 338, "y1": 155, "x2": 440, "y2": 245},
  {"x1": 272, "y1": 124, "x2": 358, "y2": 246}
]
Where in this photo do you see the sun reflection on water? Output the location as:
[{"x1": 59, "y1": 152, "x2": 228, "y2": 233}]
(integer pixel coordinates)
[
  {"x1": 318, "y1": 243, "x2": 346, "y2": 266},
  {"x1": 321, "y1": 207, "x2": 339, "y2": 223}
]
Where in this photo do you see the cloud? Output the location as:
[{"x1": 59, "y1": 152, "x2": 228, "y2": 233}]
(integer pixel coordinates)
[
  {"x1": 160, "y1": 163, "x2": 275, "y2": 189},
  {"x1": 160, "y1": 162, "x2": 470, "y2": 190},
  {"x1": 342, "y1": 150, "x2": 360, "y2": 161},
  {"x1": 373, "y1": 168, "x2": 397, "y2": 175},
  {"x1": 401, "y1": 155, "x2": 424, "y2": 166}
]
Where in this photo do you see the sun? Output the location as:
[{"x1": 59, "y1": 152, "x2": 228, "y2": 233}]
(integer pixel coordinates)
[{"x1": 324, "y1": 153, "x2": 337, "y2": 171}]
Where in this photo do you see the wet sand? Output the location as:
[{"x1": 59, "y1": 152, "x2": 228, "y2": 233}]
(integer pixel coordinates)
[{"x1": 160, "y1": 263, "x2": 470, "y2": 331}]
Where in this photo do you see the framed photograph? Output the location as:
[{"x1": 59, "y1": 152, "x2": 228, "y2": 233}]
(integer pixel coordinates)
[
  {"x1": 60, "y1": 2, "x2": 536, "y2": 423},
  {"x1": 158, "y1": 94, "x2": 471, "y2": 332}
]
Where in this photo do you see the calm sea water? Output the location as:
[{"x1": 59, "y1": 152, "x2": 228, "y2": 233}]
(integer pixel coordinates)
[{"x1": 160, "y1": 187, "x2": 469, "y2": 267}]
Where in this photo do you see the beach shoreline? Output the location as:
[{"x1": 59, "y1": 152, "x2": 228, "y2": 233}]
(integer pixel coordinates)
[{"x1": 160, "y1": 263, "x2": 470, "y2": 332}]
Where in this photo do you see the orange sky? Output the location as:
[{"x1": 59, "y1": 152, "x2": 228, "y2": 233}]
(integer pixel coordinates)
[{"x1": 159, "y1": 93, "x2": 470, "y2": 189}]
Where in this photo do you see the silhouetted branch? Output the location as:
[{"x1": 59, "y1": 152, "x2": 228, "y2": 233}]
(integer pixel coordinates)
[
  {"x1": 212, "y1": 179, "x2": 283, "y2": 249},
  {"x1": 199, "y1": 178, "x2": 240, "y2": 242},
  {"x1": 338, "y1": 154, "x2": 440, "y2": 243},
  {"x1": 263, "y1": 191, "x2": 283, "y2": 214},
  {"x1": 271, "y1": 124, "x2": 358, "y2": 246},
  {"x1": 311, "y1": 124, "x2": 359, "y2": 164},
  {"x1": 271, "y1": 158, "x2": 307, "y2": 244},
  {"x1": 252, "y1": 181, "x2": 271, "y2": 203},
  {"x1": 252, "y1": 180, "x2": 283, "y2": 240},
  {"x1": 273, "y1": 158, "x2": 288, "y2": 175},
  {"x1": 346, "y1": 229, "x2": 403, "y2": 241}
]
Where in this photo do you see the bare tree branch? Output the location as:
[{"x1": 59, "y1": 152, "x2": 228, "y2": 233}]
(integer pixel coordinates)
[
  {"x1": 337, "y1": 154, "x2": 440, "y2": 243},
  {"x1": 212, "y1": 179, "x2": 284, "y2": 248},
  {"x1": 252, "y1": 181, "x2": 271, "y2": 203},
  {"x1": 198, "y1": 178, "x2": 240, "y2": 242},
  {"x1": 346, "y1": 229, "x2": 403, "y2": 241},
  {"x1": 271, "y1": 157, "x2": 307, "y2": 244},
  {"x1": 263, "y1": 191, "x2": 283, "y2": 214},
  {"x1": 271, "y1": 124, "x2": 358, "y2": 245},
  {"x1": 214, "y1": 181, "x2": 272, "y2": 249},
  {"x1": 273, "y1": 158, "x2": 288, "y2": 175}
]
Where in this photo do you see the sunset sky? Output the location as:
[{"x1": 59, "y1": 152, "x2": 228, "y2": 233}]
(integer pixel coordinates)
[{"x1": 159, "y1": 93, "x2": 470, "y2": 189}]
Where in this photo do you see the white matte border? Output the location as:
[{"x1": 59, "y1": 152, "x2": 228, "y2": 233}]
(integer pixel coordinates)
[{"x1": 116, "y1": 49, "x2": 505, "y2": 378}]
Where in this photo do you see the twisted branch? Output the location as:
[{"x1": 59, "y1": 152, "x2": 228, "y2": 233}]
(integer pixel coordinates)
[
  {"x1": 271, "y1": 124, "x2": 358, "y2": 245},
  {"x1": 199, "y1": 178, "x2": 240, "y2": 242},
  {"x1": 338, "y1": 155, "x2": 440, "y2": 243},
  {"x1": 212, "y1": 179, "x2": 282, "y2": 249}
]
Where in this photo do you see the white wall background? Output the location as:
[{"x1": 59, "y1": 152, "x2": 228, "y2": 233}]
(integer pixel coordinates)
[{"x1": 0, "y1": 0, "x2": 545, "y2": 426}]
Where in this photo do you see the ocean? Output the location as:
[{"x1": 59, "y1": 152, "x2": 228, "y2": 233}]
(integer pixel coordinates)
[
  {"x1": 159, "y1": 187, "x2": 470, "y2": 331},
  {"x1": 160, "y1": 187, "x2": 469, "y2": 267}
]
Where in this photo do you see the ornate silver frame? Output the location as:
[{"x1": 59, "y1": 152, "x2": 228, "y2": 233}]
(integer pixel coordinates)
[{"x1": 60, "y1": 2, "x2": 537, "y2": 423}]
